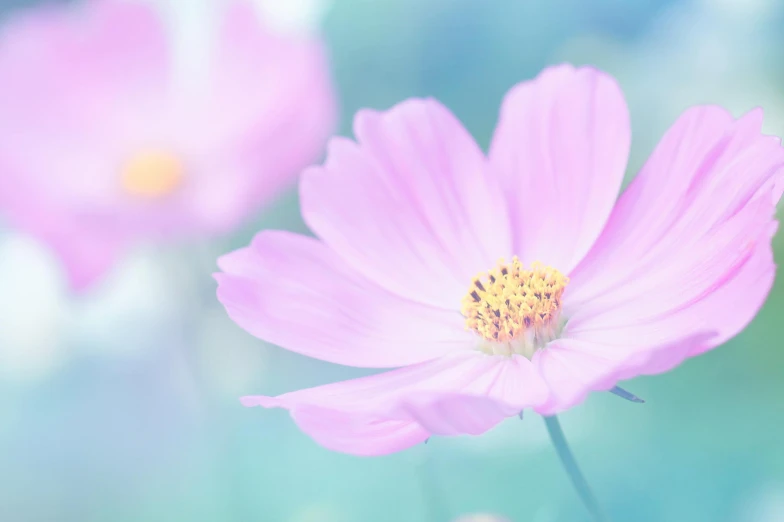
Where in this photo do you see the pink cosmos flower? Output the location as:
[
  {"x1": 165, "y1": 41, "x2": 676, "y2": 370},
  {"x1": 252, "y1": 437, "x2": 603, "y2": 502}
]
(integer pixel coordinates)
[
  {"x1": 216, "y1": 64, "x2": 784, "y2": 456},
  {"x1": 0, "y1": 0, "x2": 335, "y2": 290}
]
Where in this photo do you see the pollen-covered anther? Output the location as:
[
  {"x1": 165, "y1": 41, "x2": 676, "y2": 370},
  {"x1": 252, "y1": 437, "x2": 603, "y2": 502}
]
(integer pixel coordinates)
[{"x1": 461, "y1": 257, "x2": 568, "y2": 356}]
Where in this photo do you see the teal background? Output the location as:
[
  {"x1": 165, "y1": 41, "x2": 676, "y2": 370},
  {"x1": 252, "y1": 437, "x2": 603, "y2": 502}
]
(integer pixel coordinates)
[{"x1": 1, "y1": 0, "x2": 784, "y2": 521}]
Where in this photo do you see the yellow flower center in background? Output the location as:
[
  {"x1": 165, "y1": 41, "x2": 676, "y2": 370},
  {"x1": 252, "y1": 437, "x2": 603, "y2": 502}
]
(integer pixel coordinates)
[
  {"x1": 121, "y1": 151, "x2": 183, "y2": 198},
  {"x1": 462, "y1": 258, "x2": 569, "y2": 356}
]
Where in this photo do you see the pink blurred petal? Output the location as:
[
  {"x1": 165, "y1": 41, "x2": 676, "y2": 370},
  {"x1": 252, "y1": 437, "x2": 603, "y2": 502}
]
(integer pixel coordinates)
[
  {"x1": 0, "y1": 0, "x2": 169, "y2": 115},
  {"x1": 0, "y1": 167, "x2": 123, "y2": 290},
  {"x1": 301, "y1": 98, "x2": 513, "y2": 309},
  {"x1": 48, "y1": 230, "x2": 123, "y2": 291},
  {"x1": 0, "y1": 0, "x2": 335, "y2": 291},
  {"x1": 202, "y1": 0, "x2": 337, "y2": 222},
  {"x1": 489, "y1": 64, "x2": 630, "y2": 273},
  {"x1": 216, "y1": 231, "x2": 474, "y2": 368}
]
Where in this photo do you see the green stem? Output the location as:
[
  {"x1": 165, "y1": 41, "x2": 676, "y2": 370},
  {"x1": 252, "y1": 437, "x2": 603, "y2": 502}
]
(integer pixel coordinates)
[{"x1": 543, "y1": 415, "x2": 608, "y2": 521}]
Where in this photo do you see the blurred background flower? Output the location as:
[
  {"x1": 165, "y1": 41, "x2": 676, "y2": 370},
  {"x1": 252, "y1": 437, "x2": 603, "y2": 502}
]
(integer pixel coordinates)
[
  {"x1": 0, "y1": 0, "x2": 335, "y2": 290},
  {"x1": 1, "y1": 0, "x2": 783, "y2": 521}
]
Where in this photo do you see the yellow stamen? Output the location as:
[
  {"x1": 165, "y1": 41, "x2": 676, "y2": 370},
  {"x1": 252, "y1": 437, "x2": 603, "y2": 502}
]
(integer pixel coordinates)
[
  {"x1": 461, "y1": 258, "x2": 569, "y2": 347},
  {"x1": 121, "y1": 150, "x2": 183, "y2": 198}
]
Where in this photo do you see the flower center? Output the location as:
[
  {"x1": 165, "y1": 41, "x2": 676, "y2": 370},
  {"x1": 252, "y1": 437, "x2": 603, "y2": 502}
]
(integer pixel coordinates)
[
  {"x1": 461, "y1": 257, "x2": 569, "y2": 357},
  {"x1": 121, "y1": 150, "x2": 183, "y2": 198}
]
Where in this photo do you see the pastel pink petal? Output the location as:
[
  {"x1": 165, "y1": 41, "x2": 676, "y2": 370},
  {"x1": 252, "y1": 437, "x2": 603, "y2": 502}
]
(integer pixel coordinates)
[
  {"x1": 548, "y1": 200, "x2": 775, "y2": 404},
  {"x1": 397, "y1": 393, "x2": 517, "y2": 436},
  {"x1": 242, "y1": 352, "x2": 550, "y2": 455},
  {"x1": 560, "y1": 197, "x2": 770, "y2": 384},
  {"x1": 216, "y1": 231, "x2": 473, "y2": 368},
  {"x1": 568, "y1": 107, "x2": 784, "y2": 311},
  {"x1": 533, "y1": 333, "x2": 715, "y2": 415},
  {"x1": 587, "y1": 216, "x2": 778, "y2": 359},
  {"x1": 301, "y1": 98, "x2": 513, "y2": 309},
  {"x1": 562, "y1": 107, "x2": 783, "y2": 373},
  {"x1": 241, "y1": 396, "x2": 429, "y2": 457},
  {"x1": 534, "y1": 341, "x2": 620, "y2": 415},
  {"x1": 288, "y1": 406, "x2": 429, "y2": 457},
  {"x1": 543, "y1": 200, "x2": 777, "y2": 409},
  {"x1": 568, "y1": 188, "x2": 772, "y2": 327},
  {"x1": 685, "y1": 222, "x2": 777, "y2": 356},
  {"x1": 488, "y1": 64, "x2": 630, "y2": 273},
  {"x1": 390, "y1": 354, "x2": 550, "y2": 436}
]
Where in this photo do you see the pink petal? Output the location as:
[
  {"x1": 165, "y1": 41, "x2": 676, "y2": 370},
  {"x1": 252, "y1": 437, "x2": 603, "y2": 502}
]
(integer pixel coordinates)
[
  {"x1": 568, "y1": 191, "x2": 771, "y2": 327},
  {"x1": 569, "y1": 107, "x2": 783, "y2": 309},
  {"x1": 566, "y1": 107, "x2": 783, "y2": 360},
  {"x1": 489, "y1": 64, "x2": 630, "y2": 273},
  {"x1": 286, "y1": 406, "x2": 430, "y2": 457},
  {"x1": 216, "y1": 231, "x2": 474, "y2": 368},
  {"x1": 301, "y1": 98, "x2": 513, "y2": 309},
  {"x1": 685, "y1": 222, "x2": 777, "y2": 356},
  {"x1": 533, "y1": 333, "x2": 715, "y2": 415},
  {"x1": 558, "y1": 195, "x2": 770, "y2": 391},
  {"x1": 397, "y1": 393, "x2": 519, "y2": 436},
  {"x1": 241, "y1": 352, "x2": 550, "y2": 455},
  {"x1": 392, "y1": 355, "x2": 549, "y2": 436}
]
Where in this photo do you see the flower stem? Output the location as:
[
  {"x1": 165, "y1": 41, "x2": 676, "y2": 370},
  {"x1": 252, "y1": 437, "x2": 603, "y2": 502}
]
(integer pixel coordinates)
[{"x1": 543, "y1": 415, "x2": 608, "y2": 521}]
